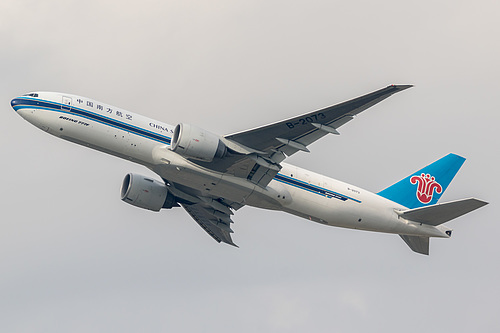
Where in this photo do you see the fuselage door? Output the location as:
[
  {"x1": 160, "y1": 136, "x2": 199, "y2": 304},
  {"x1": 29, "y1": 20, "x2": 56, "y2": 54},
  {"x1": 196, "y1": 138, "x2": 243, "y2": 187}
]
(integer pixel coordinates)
[{"x1": 61, "y1": 96, "x2": 72, "y2": 112}]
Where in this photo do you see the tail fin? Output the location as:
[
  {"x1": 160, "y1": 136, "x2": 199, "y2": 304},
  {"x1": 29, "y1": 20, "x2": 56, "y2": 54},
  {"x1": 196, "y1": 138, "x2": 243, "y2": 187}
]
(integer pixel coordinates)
[{"x1": 377, "y1": 153, "x2": 466, "y2": 209}]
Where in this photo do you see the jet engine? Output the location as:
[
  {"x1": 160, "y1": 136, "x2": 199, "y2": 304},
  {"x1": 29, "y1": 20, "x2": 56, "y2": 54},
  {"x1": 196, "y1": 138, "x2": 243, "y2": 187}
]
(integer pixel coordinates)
[
  {"x1": 170, "y1": 123, "x2": 227, "y2": 162},
  {"x1": 120, "y1": 173, "x2": 176, "y2": 211}
]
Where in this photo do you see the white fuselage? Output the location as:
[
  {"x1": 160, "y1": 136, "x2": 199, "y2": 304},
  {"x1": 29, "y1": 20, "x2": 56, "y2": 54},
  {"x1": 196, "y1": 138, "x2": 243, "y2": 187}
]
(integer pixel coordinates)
[{"x1": 12, "y1": 92, "x2": 449, "y2": 239}]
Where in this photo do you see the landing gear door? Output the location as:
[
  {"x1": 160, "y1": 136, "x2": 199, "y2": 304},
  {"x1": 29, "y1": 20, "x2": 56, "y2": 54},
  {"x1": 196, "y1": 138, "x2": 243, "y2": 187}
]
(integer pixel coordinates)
[{"x1": 62, "y1": 96, "x2": 72, "y2": 112}]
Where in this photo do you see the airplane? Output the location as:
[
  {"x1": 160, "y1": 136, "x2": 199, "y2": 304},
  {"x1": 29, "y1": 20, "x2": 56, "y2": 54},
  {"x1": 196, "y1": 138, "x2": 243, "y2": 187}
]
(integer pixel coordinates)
[{"x1": 10, "y1": 85, "x2": 488, "y2": 255}]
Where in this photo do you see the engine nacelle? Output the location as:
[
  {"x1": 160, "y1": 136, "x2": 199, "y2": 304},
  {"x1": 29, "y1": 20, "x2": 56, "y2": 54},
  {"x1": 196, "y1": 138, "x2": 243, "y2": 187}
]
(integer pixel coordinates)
[
  {"x1": 171, "y1": 123, "x2": 226, "y2": 162},
  {"x1": 120, "y1": 173, "x2": 176, "y2": 211}
]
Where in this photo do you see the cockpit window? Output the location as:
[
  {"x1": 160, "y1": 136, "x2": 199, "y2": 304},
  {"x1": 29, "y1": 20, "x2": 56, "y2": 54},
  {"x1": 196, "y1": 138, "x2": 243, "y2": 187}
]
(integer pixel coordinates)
[{"x1": 22, "y1": 93, "x2": 38, "y2": 97}]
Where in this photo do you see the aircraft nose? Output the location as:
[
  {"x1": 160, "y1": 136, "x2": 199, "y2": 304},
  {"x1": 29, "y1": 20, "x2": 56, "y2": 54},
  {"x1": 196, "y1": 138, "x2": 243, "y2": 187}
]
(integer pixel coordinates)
[{"x1": 11, "y1": 97, "x2": 22, "y2": 111}]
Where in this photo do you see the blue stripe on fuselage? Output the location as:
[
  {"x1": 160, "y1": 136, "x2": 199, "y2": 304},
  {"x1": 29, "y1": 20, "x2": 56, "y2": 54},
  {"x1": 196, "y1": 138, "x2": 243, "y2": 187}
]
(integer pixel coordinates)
[
  {"x1": 274, "y1": 173, "x2": 361, "y2": 203},
  {"x1": 11, "y1": 97, "x2": 172, "y2": 145}
]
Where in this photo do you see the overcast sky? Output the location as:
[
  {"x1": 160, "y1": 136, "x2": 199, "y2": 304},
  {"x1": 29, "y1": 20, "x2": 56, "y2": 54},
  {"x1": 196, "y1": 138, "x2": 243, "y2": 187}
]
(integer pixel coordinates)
[{"x1": 1, "y1": 1, "x2": 498, "y2": 332}]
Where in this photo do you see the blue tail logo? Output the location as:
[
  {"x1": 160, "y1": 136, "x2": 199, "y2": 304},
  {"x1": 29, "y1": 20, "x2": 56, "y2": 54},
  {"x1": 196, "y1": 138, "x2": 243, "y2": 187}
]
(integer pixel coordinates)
[
  {"x1": 378, "y1": 153, "x2": 466, "y2": 209},
  {"x1": 411, "y1": 173, "x2": 442, "y2": 204}
]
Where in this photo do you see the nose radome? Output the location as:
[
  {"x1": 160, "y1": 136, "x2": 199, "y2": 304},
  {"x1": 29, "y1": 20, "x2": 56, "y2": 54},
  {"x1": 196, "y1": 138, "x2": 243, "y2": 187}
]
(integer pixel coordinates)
[{"x1": 11, "y1": 98, "x2": 20, "y2": 110}]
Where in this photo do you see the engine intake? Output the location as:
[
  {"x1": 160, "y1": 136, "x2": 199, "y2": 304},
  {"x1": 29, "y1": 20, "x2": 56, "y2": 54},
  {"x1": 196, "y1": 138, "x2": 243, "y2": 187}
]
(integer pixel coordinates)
[
  {"x1": 171, "y1": 123, "x2": 226, "y2": 162},
  {"x1": 120, "y1": 173, "x2": 176, "y2": 211}
]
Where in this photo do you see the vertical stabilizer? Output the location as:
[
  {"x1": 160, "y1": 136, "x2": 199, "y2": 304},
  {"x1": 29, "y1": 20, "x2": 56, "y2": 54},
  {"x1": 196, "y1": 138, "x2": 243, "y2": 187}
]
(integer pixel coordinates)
[{"x1": 378, "y1": 153, "x2": 465, "y2": 209}]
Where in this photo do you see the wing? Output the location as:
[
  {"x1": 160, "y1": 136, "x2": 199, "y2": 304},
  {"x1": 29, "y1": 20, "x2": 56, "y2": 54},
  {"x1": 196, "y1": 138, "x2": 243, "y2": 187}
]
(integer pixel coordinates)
[
  {"x1": 163, "y1": 181, "x2": 240, "y2": 246},
  {"x1": 201, "y1": 85, "x2": 412, "y2": 187},
  {"x1": 181, "y1": 203, "x2": 237, "y2": 246},
  {"x1": 225, "y1": 84, "x2": 412, "y2": 155}
]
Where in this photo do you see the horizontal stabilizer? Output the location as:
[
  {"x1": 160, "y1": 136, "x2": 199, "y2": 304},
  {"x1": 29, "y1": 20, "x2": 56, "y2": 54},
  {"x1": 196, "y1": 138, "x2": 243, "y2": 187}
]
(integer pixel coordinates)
[
  {"x1": 397, "y1": 198, "x2": 488, "y2": 226},
  {"x1": 400, "y1": 235, "x2": 429, "y2": 255}
]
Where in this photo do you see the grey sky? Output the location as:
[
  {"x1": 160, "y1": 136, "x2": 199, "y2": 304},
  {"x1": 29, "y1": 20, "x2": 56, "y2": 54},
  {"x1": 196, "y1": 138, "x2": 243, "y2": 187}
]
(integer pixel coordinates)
[{"x1": 1, "y1": 1, "x2": 498, "y2": 332}]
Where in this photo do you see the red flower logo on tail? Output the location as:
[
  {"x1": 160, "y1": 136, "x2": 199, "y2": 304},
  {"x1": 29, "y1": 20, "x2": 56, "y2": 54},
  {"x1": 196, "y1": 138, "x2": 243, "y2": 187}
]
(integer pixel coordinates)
[{"x1": 410, "y1": 173, "x2": 442, "y2": 204}]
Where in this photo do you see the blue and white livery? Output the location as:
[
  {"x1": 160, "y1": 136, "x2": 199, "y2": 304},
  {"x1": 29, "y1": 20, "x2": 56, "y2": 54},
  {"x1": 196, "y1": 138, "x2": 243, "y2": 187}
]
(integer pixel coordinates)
[{"x1": 11, "y1": 86, "x2": 488, "y2": 255}]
